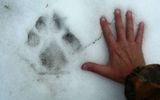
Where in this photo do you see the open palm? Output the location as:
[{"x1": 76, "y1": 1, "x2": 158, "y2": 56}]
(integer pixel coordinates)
[{"x1": 82, "y1": 9, "x2": 145, "y2": 83}]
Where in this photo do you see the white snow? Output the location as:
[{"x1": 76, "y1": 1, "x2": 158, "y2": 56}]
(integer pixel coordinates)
[{"x1": 0, "y1": 0, "x2": 160, "y2": 100}]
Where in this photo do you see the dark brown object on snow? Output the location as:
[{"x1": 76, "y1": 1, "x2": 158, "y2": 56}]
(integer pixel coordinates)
[{"x1": 125, "y1": 64, "x2": 160, "y2": 100}]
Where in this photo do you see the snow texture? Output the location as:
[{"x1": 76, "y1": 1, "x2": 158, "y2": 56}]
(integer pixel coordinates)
[{"x1": 0, "y1": 0, "x2": 160, "y2": 100}]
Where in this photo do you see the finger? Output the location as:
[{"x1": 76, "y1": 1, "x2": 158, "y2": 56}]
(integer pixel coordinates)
[
  {"x1": 100, "y1": 16, "x2": 116, "y2": 47},
  {"x1": 114, "y1": 9, "x2": 126, "y2": 41},
  {"x1": 82, "y1": 62, "x2": 114, "y2": 78},
  {"x1": 126, "y1": 10, "x2": 134, "y2": 42},
  {"x1": 136, "y1": 22, "x2": 144, "y2": 46}
]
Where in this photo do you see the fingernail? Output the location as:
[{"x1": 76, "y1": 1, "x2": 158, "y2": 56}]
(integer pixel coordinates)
[
  {"x1": 82, "y1": 64, "x2": 88, "y2": 70},
  {"x1": 101, "y1": 16, "x2": 106, "y2": 22},
  {"x1": 127, "y1": 10, "x2": 132, "y2": 16},
  {"x1": 140, "y1": 22, "x2": 144, "y2": 27},
  {"x1": 115, "y1": 9, "x2": 120, "y2": 14}
]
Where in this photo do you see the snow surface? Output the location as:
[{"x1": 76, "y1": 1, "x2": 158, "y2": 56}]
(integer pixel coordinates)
[{"x1": 0, "y1": 0, "x2": 160, "y2": 100}]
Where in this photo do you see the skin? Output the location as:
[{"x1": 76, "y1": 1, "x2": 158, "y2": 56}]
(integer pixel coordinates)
[{"x1": 82, "y1": 9, "x2": 145, "y2": 83}]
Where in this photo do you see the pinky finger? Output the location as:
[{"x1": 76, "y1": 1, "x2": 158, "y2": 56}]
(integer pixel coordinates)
[{"x1": 136, "y1": 22, "x2": 144, "y2": 46}]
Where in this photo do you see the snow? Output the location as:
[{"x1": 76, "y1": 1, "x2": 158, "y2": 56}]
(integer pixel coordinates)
[{"x1": 0, "y1": 0, "x2": 160, "y2": 100}]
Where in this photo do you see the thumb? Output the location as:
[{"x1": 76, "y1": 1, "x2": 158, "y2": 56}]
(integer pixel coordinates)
[{"x1": 82, "y1": 62, "x2": 113, "y2": 78}]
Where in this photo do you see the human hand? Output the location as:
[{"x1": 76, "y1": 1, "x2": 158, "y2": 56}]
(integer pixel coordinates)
[{"x1": 82, "y1": 9, "x2": 145, "y2": 83}]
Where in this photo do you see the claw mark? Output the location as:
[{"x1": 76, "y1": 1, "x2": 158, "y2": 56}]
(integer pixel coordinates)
[
  {"x1": 27, "y1": 31, "x2": 40, "y2": 47},
  {"x1": 63, "y1": 29, "x2": 81, "y2": 51},
  {"x1": 4, "y1": 5, "x2": 10, "y2": 10},
  {"x1": 35, "y1": 16, "x2": 46, "y2": 31},
  {"x1": 45, "y1": 4, "x2": 48, "y2": 8}
]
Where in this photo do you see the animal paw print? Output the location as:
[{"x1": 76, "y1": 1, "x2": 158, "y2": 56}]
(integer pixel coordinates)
[{"x1": 24, "y1": 13, "x2": 82, "y2": 76}]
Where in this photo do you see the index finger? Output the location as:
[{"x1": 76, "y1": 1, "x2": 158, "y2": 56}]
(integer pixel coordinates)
[{"x1": 100, "y1": 17, "x2": 116, "y2": 47}]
